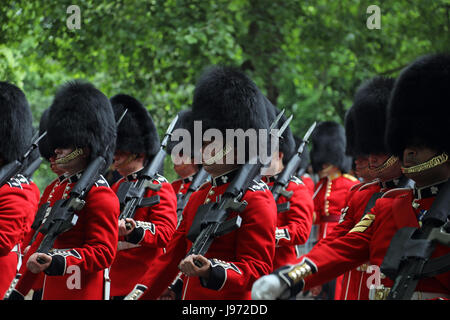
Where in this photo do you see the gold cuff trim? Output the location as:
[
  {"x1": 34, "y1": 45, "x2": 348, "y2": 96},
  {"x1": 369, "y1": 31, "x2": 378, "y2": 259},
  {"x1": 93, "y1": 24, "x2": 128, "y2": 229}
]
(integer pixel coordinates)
[
  {"x1": 287, "y1": 262, "x2": 313, "y2": 284},
  {"x1": 401, "y1": 152, "x2": 448, "y2": 174}
]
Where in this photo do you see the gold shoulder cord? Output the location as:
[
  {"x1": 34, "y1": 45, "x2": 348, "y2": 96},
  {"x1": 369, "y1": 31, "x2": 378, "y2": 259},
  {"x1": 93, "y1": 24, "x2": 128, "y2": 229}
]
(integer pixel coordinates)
[{"x1": 402, "y1": 152, "x2": 448, "y2": 174}]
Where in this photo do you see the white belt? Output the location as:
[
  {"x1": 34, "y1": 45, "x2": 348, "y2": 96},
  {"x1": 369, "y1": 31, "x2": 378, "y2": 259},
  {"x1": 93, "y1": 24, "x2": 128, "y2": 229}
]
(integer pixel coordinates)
[{"x1": 369, "y1": 285, "x2": 450, "y2": 300}]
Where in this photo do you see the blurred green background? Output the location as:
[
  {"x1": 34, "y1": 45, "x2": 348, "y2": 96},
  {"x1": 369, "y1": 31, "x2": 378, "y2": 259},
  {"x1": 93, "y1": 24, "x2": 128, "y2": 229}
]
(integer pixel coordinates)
[{"x1": 1, "y1": 0, "x2": 449, "y2": 191}]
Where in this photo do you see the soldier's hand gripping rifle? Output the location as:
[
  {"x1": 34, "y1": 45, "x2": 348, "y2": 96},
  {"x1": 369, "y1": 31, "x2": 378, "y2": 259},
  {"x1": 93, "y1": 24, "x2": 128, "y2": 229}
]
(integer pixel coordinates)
[
  {"x1": 116, "y1": 115, "x2": 179, "y2": 229},
  {"x1": 186, "y1": 110, "x2": 288, "y2": 267},
  {"x1": 381, "y1": 179, "x2": 450, "y2": 300},
  {"x1": 0, "y1": 131, "x2": 47, "y2": 187},
  {"x1": 270, "y1": 122, "x2": 316, "y2": 204},
  {"x1": 176, "y1": 166, "x2": 210, "y2": 228},
  {"x1": 35, "y1": 110, "x2": 128, "y2": 263}
]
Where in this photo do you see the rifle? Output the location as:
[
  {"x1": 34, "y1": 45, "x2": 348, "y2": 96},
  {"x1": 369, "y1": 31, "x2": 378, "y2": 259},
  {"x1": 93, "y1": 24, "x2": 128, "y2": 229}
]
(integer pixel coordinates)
[
  {"x1": 270, "y1": 122, "x2": 316, "y2": 203},
  {"x1": 116, "y1": 115, "x2": 179, "y2": 229},
  {"x1": 381, "y1": 179, "x2": 450, "y2": 299},
  {"x1": 35, "y1": 109, "x2": 128, "y2": 262},
  {"x1": 176, "y1": 166, "x2": 210, "y2": 228},
  {"x1": 186, "y1": 110, "x2": 288, "y2": 267},
  {"x1": 0, "y1": 131, "x2": 47, "y2": 187}
]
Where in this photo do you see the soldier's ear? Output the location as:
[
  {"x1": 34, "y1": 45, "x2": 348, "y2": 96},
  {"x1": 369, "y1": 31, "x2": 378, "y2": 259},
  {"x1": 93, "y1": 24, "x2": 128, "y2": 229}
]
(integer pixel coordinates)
[{"x1": 403, "y1": 148, "x2": 417, "y2": 165}]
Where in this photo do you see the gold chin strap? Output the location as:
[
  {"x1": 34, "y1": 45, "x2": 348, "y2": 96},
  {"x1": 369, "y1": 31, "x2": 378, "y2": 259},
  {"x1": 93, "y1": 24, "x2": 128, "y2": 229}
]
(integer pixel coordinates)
[
  {"x1": 112, "y1": 154, "x2": 137, "y2": 170},
  {"x1": 54, "y1": 148, "x2": 84, "y2": 164},
  {"x1": 401, "y1": 152, "x2": 448, "y2": 174},
  {"x1": 204, "y1": 144, "x2": 233, "y2": 165},
  {"x1": 370, "y1": 155, "x2": 399, "y2": 174}
]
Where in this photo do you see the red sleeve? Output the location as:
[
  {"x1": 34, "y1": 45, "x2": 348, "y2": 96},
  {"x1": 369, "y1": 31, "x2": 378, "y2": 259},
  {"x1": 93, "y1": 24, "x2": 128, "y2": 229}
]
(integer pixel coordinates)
[
  {"x1": 45, "y1": 187, "x2": 120, "y2": 275},
  {"x1": 276, "y1": 181, "x2": 314, "y2": 247},
  {"x1": 202, "y1": 189, "x2": 277, "y2": 292},
  {"x1": 301, "y1": 199, "x2": 392, "y2": 290},
  {"x1": 0, "y1": 184, "x2": 35, "y2": 256},
  {"x1": 139, "y1": 198, "x2": 194, "y2": 299},
  {"x1": 125, "y1": 181, "x2": 177, "y2": 248}
]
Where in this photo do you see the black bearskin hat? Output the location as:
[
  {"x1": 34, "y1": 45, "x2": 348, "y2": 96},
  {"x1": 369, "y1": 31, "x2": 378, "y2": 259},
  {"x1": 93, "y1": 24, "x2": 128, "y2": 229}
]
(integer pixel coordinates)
[
  {"x1": 38, "y1": 108, "x2": 54, "y2": 161},
  {"x1": 190, "y1": 66, "x2": 270, "y2": 162},
  {"x1": 347, "y1": 76, "x2": 396, "y2": 156},
  {"x1": 265, "y1": 98, "x2": 295, "y2": 165},
  {"x1": 167, "y1": 108, "x2": 197, "y2": 158},
  {"x1": 386, "y1": 53, "x2": 450, "y2": 158},
  {"x1": 310, "y1": 121, "x2": 351, "y2": 173},
  {"x1": 47, "y1": 80, "x2": 117, "y2": 167},
  {"x1": 110, "y1": 94, "x2": 160, "y2": 159},
  {"x1": 0, "y1": 81, "x2": 33, "y2": 163}
]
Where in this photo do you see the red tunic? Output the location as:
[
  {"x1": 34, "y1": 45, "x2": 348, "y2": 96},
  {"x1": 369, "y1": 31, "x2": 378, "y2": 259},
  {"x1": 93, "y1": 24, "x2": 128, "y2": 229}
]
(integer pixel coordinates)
[
  {"x1": 171, "y1": 177, "x2": 193, "y2": 195},
  {"x1": 311, "y1": 173, "x2": 357, "y2": 299},
  {"x1": 0, "y1": 176, "x2": 38, "y2": 298},
  {"x1": 109, "y1": 173, "x2": 178, "y2": 296},
  {"x1": 14, "y1": 176, "x2": 65, "y2": 297},
  {"x1": 300, "y1": 174, "x2": 315, "y2": 196},
  {"x1": 302, "y1": 185, "x2": 450, "y2": 298},
  {"x1": 313, "y1": 173, "x2": 358, "y2": 240},
  {"x1": 264, "y1": 176, "x2": 314, "y2": 270},
  {"x1": 14, "y1": 172, "x2": 120, "y2": 300},
  {"x1": 134, "y1": 170, "x2": 278, "y2": 300}
]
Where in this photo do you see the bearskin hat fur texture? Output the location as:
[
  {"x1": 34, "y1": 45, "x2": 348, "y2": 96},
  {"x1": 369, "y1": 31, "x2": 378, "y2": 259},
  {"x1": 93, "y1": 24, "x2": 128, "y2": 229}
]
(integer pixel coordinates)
[
  {"x1": 190, "y1": 65, "x2": 270, "y2": 163},
  {"x1": 0, "y1": 81, "x2": 33, "y2": 163},
  {"x1": 310, "y1": 121, "x2": 351, "y2": 173},
  {"x1": 347, "y1": 76, "x2": 396, "y2": 156},
  {"x1": 47, "y1": 80, "x2": 117, "y2": 167},
  {"x1": 38, "y1": 108, "x2": 54, "y2": 161},
  {"x1": 265, "y1": 98, "x2": 295, "y2": 165},
  {"x1": 110, "y1": 93, "x2": 160, "y2": 160},
  {"x1": 386, "y1": 53, "x2": 450, "y2": 158},
  {"x1": 191, "y1": 65, "x2": 270, "y2": 134}
]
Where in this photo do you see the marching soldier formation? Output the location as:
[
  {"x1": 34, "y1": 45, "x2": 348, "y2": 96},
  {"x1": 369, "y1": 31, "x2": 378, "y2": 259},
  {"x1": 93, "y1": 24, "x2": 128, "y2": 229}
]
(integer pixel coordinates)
[{"x1": 0, "y1": 53, "x2": 449, "y2": 301}]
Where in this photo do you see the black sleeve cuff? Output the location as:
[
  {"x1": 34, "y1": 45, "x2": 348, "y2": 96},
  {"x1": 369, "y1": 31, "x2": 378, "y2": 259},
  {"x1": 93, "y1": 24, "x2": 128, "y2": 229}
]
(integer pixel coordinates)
[
  {"x1": 200, "y1": 259, "x2": 226, "y2": 291},
  {"x1": 169, "y1": 277, "x2": 184, "y2": 300},
  {"x1": 44, "y1": 254, "x2": 66, "y2": 276},
  {"x1": 125, "y1": 226, "x2": 145, "y2": 244}
]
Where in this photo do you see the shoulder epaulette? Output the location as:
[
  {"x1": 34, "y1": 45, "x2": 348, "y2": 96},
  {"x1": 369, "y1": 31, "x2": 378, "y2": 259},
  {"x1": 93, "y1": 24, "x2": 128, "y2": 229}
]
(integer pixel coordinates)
[
  {"x1": 343, "y1": 173, "x2": 358, "y2": 182},
  {"x1": 248, "y1": 179, "x2": 269, "y2": 192},
  {"x1": 94, "y1": 175, "x2": 110, "y2": 188},
  {"x1": 155, "y1": 174, "x2": 169, "y2": 184},
  {"x1": 6, "y1": 176, "x2": 23, "y2": 189},
  {"x1": 290, "y1": 176, "x2": 304, "y2": 186},
  {"x1": 381, "y1": 188, "x2": 411, "y2": 199},
  {"x1": 16, "y1": 174, "x2": 30, "y2": 185}
]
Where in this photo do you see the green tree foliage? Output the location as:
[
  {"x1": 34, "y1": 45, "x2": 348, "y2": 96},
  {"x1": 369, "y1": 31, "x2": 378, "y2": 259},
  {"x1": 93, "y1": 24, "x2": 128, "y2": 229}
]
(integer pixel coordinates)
[{"x1": 1, "y1": 0, "x2": 449, "y2": 190}]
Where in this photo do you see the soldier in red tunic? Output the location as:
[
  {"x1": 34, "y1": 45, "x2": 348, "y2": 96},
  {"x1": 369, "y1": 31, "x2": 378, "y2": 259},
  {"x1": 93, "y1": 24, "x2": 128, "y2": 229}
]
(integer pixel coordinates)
[
  {"x1": 261, "y1": 105, "x2": 314, "y2": 270},
  {"x1": 124, "y1": 66, "x2": 278, "y2": 300},
  {"x1": 0, "y1": 81, "x2": 38, "y2": 298},
  {"x1": 308, "y1": 121, "x2": 358, "y2": 299},
  {"x1": 252, "y1": 53, "x2": 450, "y2": 300},
  {"x1": 107, "y1": 94, "x2": 178, "y2": 299},
  {"x1": 312, "y1": 76, "x2": 414, "y2": 300},
  {"x1": 7, "y1": 80, "x2": 120, "y2": 300}
]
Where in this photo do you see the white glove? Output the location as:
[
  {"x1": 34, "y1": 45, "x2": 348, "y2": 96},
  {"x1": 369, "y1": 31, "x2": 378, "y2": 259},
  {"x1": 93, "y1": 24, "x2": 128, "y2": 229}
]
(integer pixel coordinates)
[{"x1": 251, "y1": 274, "x2": 289, "y2": 300}]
